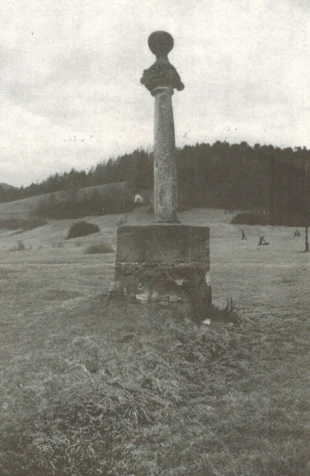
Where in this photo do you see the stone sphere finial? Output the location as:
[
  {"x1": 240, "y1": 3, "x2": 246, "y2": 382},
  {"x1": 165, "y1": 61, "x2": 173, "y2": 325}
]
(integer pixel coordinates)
[
  {"x1": 148, "y1": 31, "x2": 174, "y2": 58},
  {"x1": 141, "y1": 31, "x2": 184, "y2": 93}
]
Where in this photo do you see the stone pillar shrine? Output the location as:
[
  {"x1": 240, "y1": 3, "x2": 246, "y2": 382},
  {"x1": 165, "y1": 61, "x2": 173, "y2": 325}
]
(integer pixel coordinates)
[{"x1": 113, "y1": 31, "x2": 211, "y2": 320}]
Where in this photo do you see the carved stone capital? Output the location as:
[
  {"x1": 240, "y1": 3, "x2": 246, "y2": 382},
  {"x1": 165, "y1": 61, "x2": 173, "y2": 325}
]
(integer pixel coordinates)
[
  {"x1": 141, "y1": 62, "x2": 184, "y2": 93},
  {"x1": 141, "y1": 31, "x2": 185, "y2": 94}
]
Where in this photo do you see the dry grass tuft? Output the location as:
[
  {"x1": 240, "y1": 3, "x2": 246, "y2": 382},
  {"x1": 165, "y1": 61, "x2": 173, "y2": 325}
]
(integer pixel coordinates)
[{"x1": 0, "y1": 300, "x2": 308, "y2": 476}]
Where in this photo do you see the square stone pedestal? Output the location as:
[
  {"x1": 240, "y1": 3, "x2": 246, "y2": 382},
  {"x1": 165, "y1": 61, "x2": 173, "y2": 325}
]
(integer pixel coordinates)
[{"x1": 112, "y1": 224, "x2": 211, "y2": 320}]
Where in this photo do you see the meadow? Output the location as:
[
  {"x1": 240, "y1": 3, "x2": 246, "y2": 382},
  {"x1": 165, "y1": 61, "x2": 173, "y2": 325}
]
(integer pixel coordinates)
[{"x1": 0, "y1": 206, "x2": 309, "y2": 475}]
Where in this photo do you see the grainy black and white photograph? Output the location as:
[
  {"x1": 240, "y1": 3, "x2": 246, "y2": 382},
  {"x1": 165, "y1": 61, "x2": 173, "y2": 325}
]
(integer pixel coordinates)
[{"x1": 0, "y1": 0, "x2": 309, "y2": 474}]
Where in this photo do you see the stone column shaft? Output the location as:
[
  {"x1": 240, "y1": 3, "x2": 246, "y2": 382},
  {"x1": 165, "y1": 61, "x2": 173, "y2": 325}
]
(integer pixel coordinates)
[
  {"x1": 153, "y1": 88, "x2": 178, "y2": 222},
  {"x1": 141, "y1": 31, "x2": 184, "y2": 223}
]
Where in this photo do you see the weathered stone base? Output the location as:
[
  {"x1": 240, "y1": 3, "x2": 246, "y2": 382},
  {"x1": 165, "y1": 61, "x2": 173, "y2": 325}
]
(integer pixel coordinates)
[{"x1": 112, "y1": 224, "x2": 211, "y2": 321}]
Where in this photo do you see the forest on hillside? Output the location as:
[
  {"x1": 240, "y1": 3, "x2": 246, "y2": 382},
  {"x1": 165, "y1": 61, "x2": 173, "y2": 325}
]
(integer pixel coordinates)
[{"x1": 1, "y1": 141, "x2": 310, "y2": 225}]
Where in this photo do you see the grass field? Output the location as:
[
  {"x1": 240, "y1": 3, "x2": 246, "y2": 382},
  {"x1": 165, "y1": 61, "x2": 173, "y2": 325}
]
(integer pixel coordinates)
[{"x1": 0, "y1": 206, "x2": 309, "y2": 475}]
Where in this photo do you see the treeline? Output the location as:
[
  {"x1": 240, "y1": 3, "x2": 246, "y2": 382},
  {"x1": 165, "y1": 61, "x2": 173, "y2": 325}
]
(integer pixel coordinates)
[
  {"x1": 178, "y1": 142, "x2": 310, "y2": 225},
  {"x1": 1, "y1": 142, "x2": 310, "y2": 225},
  {"x1": 0, "y1": 149, "x2": 153, "y2": 203}
]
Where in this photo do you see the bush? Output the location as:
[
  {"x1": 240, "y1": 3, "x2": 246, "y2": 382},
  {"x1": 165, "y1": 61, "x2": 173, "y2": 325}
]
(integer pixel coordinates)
[
  {"x1": 85, "y1": 243, "x2": 114, "y2": 254},
  {"x1": 17, "y1": 240, "x2": 25, "y2": 251},
  {"x1": 231, "y1": 211, "x2": 270, "y2": 225},
  {"x1": 9, "y1": 240, "x2": 26, "y2": 251},
  {"x1": 66, "y1": 221, "x2": 100, "y2": 240}
]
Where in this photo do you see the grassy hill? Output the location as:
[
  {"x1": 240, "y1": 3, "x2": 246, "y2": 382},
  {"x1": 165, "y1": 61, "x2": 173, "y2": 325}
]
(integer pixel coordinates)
[
  {"x1": 0, "y1": 207, "x2": 309, "y2": 475},
  {"x1": 0, "y1": 182, "x2": 137, "y2": 220},
  {"x1": 0, "y1": 183, "x2": 16, "y2": 190}
]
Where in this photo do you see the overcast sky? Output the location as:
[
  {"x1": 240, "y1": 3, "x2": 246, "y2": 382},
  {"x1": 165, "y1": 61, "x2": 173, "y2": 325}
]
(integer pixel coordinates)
[{"x1": 1, "y1": 0, "x2": 309, "y2": 187}]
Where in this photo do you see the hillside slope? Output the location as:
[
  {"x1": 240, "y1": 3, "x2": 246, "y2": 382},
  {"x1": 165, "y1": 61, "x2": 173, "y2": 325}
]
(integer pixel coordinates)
[
  {"x1": 0, "y1": 183, "x2": 16, "y2": 190},
  {"x1": 0, "y1": 182, "x2": 134, "y2": 220}
]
